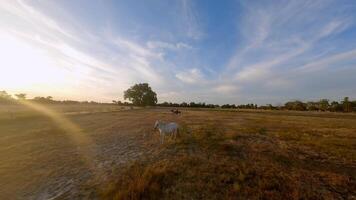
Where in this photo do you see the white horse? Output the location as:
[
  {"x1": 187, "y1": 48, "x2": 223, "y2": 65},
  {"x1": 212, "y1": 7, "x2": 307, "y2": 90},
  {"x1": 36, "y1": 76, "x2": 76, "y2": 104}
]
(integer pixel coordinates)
[{"x1": 154, "y1": 120, "x2": 179, "y2": 144}]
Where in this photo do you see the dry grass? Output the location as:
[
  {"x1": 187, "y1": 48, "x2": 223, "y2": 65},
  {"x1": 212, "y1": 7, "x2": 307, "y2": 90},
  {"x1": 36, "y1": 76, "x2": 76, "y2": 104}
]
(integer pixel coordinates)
[
  {"x1": 0, "y1": 104, "x2": 130, "y2": 121},
  {"x1": 0, "y1": 105, "x2": 355, "y2": 199},
  {"x1": 101, "y1": 109, "x2": 356, "y2": 200}
]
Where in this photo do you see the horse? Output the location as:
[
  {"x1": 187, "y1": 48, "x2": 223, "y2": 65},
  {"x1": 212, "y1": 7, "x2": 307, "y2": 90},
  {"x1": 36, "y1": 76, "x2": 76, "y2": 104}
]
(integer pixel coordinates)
[
  {"x1": 154, "y1": 120, "x2": 179, "y2": 144},
  {"x1": 170, "y1": 109, "x2": 181, "y2": 114}
]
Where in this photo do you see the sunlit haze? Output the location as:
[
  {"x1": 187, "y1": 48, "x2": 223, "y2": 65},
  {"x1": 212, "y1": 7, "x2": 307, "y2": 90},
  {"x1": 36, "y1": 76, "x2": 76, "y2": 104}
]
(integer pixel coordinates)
[{"x1": 1, "y1": 0, "x2": 356, "y2": 104}]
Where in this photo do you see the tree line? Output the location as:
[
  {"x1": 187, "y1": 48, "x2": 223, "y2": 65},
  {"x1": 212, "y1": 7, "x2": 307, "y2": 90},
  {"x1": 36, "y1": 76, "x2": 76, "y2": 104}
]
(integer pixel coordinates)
[
  {"x1": 154, "y1": 102, "x2": 259, "y2": 109},
  {"x1": 153, "y1": 98, "x2": 355, "y2": 112},
  {"x1": 0, "y1": 91, "x2": 110, "y2": 105},
  {"x1": 121, "y1": 83, "x2": 356, "y2": 112},
  {"x1": 279, "y1": 98, "x2": 355, "y2": 112},
  {"x1": 2, "y1": 82, "x2": 355, "y2": 113}
]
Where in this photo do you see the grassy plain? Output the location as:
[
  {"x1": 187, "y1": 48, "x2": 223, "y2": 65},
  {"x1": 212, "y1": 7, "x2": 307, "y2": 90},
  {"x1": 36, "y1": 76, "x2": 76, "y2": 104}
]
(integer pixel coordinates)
[{"x1": 0, "y1": 104, "x2": 355, "y2": 199}]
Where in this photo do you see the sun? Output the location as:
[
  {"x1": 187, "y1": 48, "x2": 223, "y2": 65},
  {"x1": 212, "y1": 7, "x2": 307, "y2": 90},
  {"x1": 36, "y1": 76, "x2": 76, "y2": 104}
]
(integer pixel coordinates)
[{"x1": 0, "y1": 33, "x2": 70, "y2": 93}]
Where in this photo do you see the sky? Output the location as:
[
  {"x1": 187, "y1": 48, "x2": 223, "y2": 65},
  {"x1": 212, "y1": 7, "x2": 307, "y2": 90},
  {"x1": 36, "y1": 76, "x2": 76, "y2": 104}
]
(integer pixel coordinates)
[{"x1": 0, "y1": 0, "x2": 356, "y2": 105}]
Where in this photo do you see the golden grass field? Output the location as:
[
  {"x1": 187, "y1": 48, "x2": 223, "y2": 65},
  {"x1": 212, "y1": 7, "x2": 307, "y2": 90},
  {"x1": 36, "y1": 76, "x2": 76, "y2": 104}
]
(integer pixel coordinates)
[{"x1": 0, "y1": 104, "x2": 355, "y2": 199}]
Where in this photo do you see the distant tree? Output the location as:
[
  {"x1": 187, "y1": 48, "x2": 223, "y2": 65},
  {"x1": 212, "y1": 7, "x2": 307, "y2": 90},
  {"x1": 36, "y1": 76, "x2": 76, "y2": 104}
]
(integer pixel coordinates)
[
  {"x1": 180, "y1": 102, "x2": 188, "y2": 107},
  {"x1": 124, "y1": 83, "x2": 157, "y2": 106},
  {"x1": 267, "y1": 104, "x2": 275, "y2": 110},
  {"x1": 351, "y1": 101, "x2": 356, "y2": 112},
  {"x1": 284, "y1": 101, "x2": 306, "y2": 111},
  {"x1": 306, "y1": 101, "x2": 318, "y2": 111},
  {"x1": 221, "y1": 104, "x2": 229, "y2": 108},
  {"x1": 0, "y1": 90, "x2": 14, "y2": 104},
  {"x1": 330, "y1": 101, "x2": 343, "y2": 112},
  {"x1": 189, "y1": 102, "x2": 197, "y2": 107},
  {"x1": 123, "y1": 102, "x2": 130, "y2": 106},
  {"x1": 319, "y1": 99, "x2": 330, "y2": 111},
  {"x1": 157, "y1": 101, "x2": 219, "y2": 108},
  {"x1": 15, "y1": 93, "x2": 27, "y2": 100},
  {"x1": 32, "y1": 96, "x2": 55, "y2": 104},
  {"x1": 342, "y1": 97, "x2": 351, "y2": 112},
  {"x1": 0, "y1": 91, "x2": 12, "y2": 99},
  {"x1": 206, "y1": 104, "x2": 215, "y2": 108},
  {"x1": 221, "y1": 104, "x2": 237, "y2": 109},
  {"x1": 33, "y1": 96, "x2": 44, "y2": 102}
]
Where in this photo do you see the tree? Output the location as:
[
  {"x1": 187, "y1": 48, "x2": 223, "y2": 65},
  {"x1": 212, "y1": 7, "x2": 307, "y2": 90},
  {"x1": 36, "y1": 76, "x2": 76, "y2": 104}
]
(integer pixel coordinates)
[
  {"x1": 306, "y1": 101, "x2": 318, "y2": 111},
  {"x1": 330, "y1": 101, "x2": 343, "y2": 112},
  {"x1": 180, "y1": 102, "x2": 188, "y2": 107},
  {"x1": 15, "y1": 93, "x2": 27, "y2": 100},
  {"x1": 0, "y1": 91, "x2": 14, "y2": 104},
  {"x1": 352, "y1": 101, "x2": 356, "y2": 112},
  {"x1": 342, "y1": 97, "x2": 351, "y2": 112},
  {"x1": 284, "y1": 101, "x2": 306, "y2": 111},
  {"x1": 0, "y1": 91, "x2": 11, "y2": 98},
  {"x1": 124, "y1": 83, "x2": 157, "y2": 106},
  {"x1": 33, "y1": 96, "x2": 54, "y2": 103},
  {"x1": 319, "y1": 99, "x2": 329, "y2": 111}
]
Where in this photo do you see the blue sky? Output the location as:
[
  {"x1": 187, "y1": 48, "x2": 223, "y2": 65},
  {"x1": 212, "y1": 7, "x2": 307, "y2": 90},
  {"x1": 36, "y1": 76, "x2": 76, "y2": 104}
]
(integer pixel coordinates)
[{"x1": 0, "y1": 0, "x2": 356, "y2": 104}]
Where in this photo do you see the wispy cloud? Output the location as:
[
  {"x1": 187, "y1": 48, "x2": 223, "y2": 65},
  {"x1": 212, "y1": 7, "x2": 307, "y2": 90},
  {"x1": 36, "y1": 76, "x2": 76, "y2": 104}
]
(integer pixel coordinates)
[
  {"x1": 176, "y1": 68, "x2": 205, "y2": 84},
  {"x1": 180, "y1": 0, "x2": 203, "y2": 39},
  {"x1": 213, "y1": 84, "x2": 240, "y2": 94},
  {"x1": 1, "y1": 0, "x2": 355, "y2": 104},
  {"x1": 234, "y1": 42, "x2": 310, "y2": 82},
  {"x1": 147, "y1": 41, "x2": 192, "y2": 51},
  {"x1": 296, "y1": 49, "x2": 356, "y2": 73},
  {"x1": 0, "y1": 0, "x2": 173, "y2": 101},
  {"x1": 225, "y1": 0, "x2": 355, "y2": 99}
]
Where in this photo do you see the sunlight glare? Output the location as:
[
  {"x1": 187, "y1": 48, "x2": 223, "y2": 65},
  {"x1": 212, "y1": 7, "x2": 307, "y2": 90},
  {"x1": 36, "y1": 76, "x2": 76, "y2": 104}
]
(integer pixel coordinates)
[{"x1": 0, "y1": 33, "x2": 69, "y2": 91}]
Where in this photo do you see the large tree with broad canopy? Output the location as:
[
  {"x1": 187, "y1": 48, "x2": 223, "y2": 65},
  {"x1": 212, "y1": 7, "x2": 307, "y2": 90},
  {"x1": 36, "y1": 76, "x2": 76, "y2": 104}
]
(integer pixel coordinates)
[{"x1": 124, "y1": 83, "x2": 157, "y2": 106}]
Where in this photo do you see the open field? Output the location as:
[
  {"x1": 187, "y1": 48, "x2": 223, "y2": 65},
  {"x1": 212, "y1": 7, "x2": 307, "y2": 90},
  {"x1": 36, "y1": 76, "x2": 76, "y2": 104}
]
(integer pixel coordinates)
[
  {"x1": 0, "y1": 104, "x2": 355, "y2": 199},
  {"x1": 0, "y1": 104, "x2": 132, "y2": 121}
]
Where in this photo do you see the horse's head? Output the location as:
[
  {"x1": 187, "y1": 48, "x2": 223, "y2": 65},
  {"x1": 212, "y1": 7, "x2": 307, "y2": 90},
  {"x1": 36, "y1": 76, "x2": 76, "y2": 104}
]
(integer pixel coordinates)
[{"x1": 154, "y1": 120, "x2": 160, "y2": 130}]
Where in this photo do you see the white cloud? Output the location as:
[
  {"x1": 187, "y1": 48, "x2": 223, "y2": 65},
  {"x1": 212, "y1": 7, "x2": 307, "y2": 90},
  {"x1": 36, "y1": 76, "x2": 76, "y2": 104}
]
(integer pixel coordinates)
[
  {"x1": 235, "y1": 67, "x2": 270, "y2": 82},
  {"x1": 226, "y1": 0, "x2": 354, "y2": 95},
  {"x1": 114, "y1": 38, "x2": 161, "y2": 59},
  {"x1": 176, "y1": 68, "x2": 205, "y2": 84},
  {"x1": 0, "y1": 0, "x2": 172, "y2": 101},
  {"x1": 234, "y1": 43, "x2": 310, "y2": 82},
  {"x1": 1, "y1": 0, "x2": 355, "y2": 104},
  {"x1": 319, "y1": 19, "x2": 351, "y2": 38},
  {"x1": 147, "y1": 41, "x2": 192, "y2": 50},
  {"x1": 264, "y1": 78, "x2": 293, "y2": 90},
  {"x1": 213, "y1": 84, "x2": 240, "y2": 94},
  {"x1": 296, "y1": 49, "x2": 356, "y2": 73},
  {"x1": 176, "y1": 42, "x2": 192, "y2": 49},
  {"x1": 0, "y1": 0, "x2": 76, "y2": 41},
  {"x1": 181, "y1": 0, "x2": 203, "y2": 39}
]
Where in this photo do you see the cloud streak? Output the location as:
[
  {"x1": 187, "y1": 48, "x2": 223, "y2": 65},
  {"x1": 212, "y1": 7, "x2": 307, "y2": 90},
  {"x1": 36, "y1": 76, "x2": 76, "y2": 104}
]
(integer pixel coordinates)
[
  {"x1": 223, "y1": 0, "x2": 356, "y2": 103},
  {"x1": 180, "y1": 0, "x2": 204, "y2": 39},
  {"x1": 1, "y1": 0, "x2": 355, "y2": 104}
]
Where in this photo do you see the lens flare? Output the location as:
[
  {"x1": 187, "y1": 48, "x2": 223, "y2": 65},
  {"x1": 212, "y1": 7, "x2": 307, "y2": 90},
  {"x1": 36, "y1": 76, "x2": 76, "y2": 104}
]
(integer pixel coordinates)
[{"x1": 17, "y1": 100, "x2": 101, "y2": 176}]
